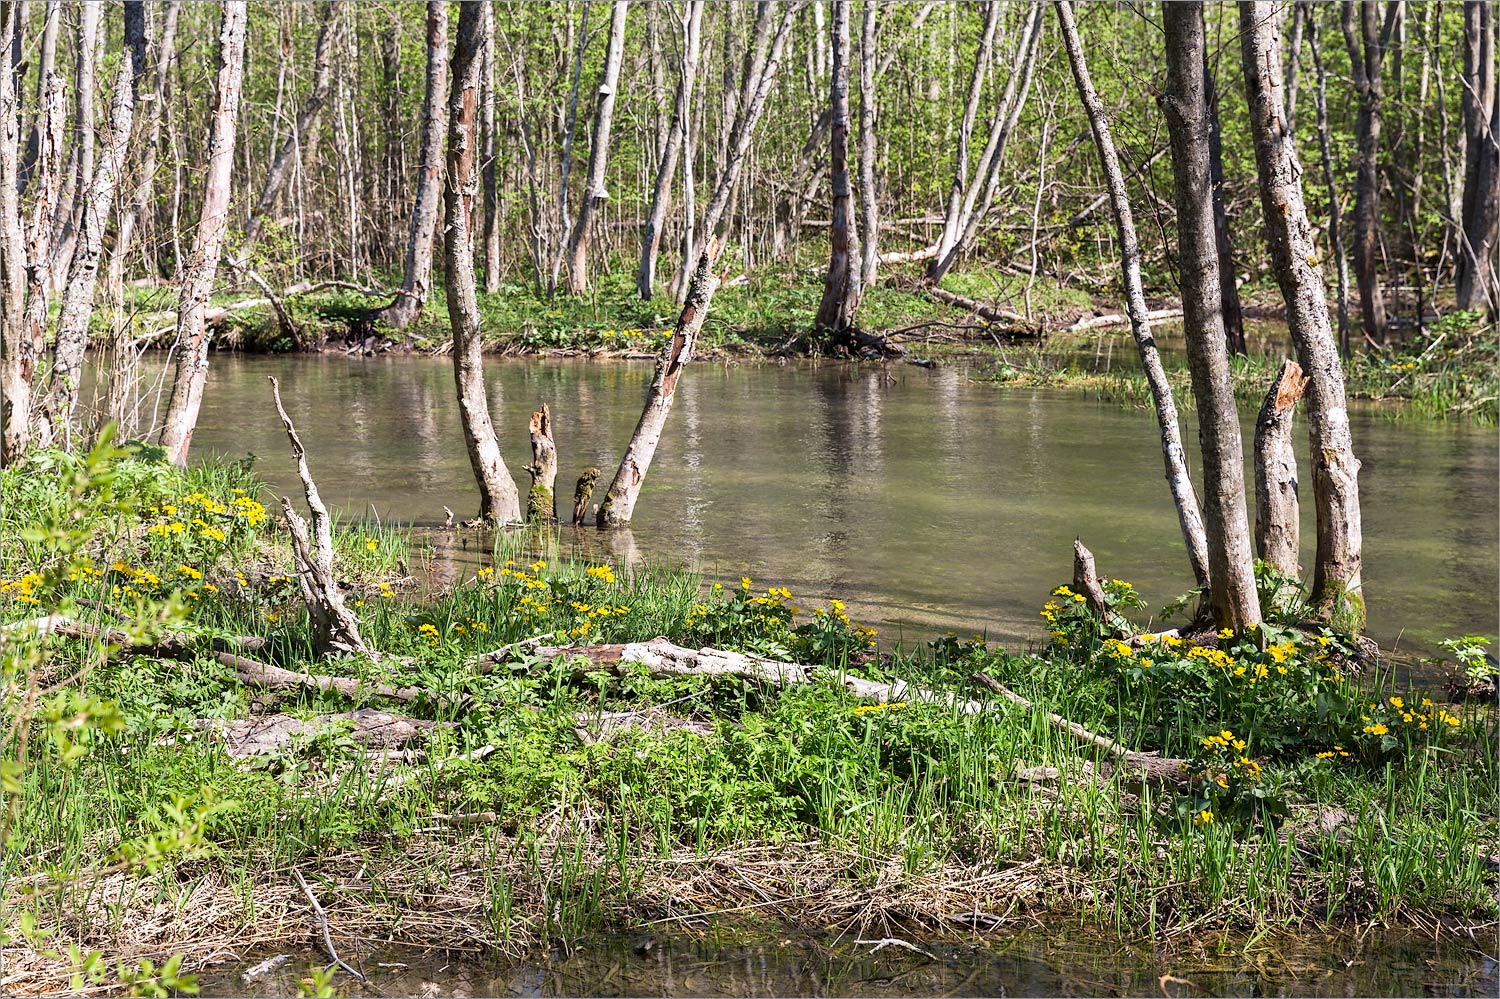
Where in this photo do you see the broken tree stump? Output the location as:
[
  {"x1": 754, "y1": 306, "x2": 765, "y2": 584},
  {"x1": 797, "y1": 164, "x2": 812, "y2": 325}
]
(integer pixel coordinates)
[
  {"x1": 572, "y1": 467, "x2": 600, "y2": 526},
  {"x1": 270, "y1": 377, "x2": 367, "y2": 656},
  {"x1": 1254, "y1": 359, "x2": 1308, "y2": 578},
  {"x1": 526, "y1": 404, "x2": 558, "y2": 523},
  {"x1": 1072, "y1": 538, "x2": 1110, "y2": 619}
]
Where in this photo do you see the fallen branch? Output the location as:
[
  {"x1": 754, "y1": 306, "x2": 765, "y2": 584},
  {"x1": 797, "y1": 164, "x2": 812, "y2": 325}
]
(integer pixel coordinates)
[
  {"x1": 922, "y1": 287, "x2": 1044, "y2": 339},
  {"x1": 1064, "y1": 307, "x2": 1183, "y2": 332},
  {"x1": 217, "y1": 651, "x2": 422, "y2": 704},
  {"x1": 293, "y1": 868, "x2": 366, "y2": 982}
]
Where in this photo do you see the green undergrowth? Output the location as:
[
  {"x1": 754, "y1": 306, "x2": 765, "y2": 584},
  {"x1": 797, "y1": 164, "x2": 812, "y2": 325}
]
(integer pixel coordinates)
[{"x1": 1, "y1": 448, "x2": 1495, "y2": 990}]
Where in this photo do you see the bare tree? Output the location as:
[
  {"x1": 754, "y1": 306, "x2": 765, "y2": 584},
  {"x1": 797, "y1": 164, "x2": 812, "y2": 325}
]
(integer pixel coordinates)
[
  {"x1": 1205, "y1": 58, "x2": 1246, "y2": 356},
  {"x1": 1241, "y1": 0, "x2": 1365, "y2": 627},
  {"x1": 447, "y1": 0, "x2": 522, "y2": 524},
  {"x1": 1457, "y1": 0, "x2": 1498, "y2": 313},
  {"x1": 46, "y1": 2, "x2": 102, "y2": 295},
  {"x1": 481, "y1": 1, "x2": 501, "y2": 294},
  {"x1": 1341, "y1": 0, "x2": 1401, "y2": 344},
  {"x1": 637, "y1": 0, "x2": 703, "y2": 300},
  {"x1": 563, "y1": 0, "x2": 630, "y2": 294},
  {"x1": 1161, "y1": 1, "x2": 1261, "y2": 631},
  {"x1": 374, "y1": 1, "x2": 448, "y2": 330},
  {"x1": 815, "y1": 0, "x2": 861, "y2": 333},
  {"x1": 1054, "y1": 0, "x2": 1211, "y2": 591},
  {"x1": 0, "y1": 3, "x2": 27, "y2": 465},
  {"x1": 856, "y1": 0, "x2": 880, "y2": 288},
  {"x1": 1304, "y1": 3, "x2": 1353, "y2": 357},
  {"x1": 158, "y1": 1, "x2": 249, "y2": 467},
  {"x1": 235, "y1": 1, "x2": 344, "y2": 268}
]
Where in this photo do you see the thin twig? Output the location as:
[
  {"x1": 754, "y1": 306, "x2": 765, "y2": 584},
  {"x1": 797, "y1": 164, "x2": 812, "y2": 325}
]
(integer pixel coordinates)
[{"x1": 292, "y1": 868, "x2": 366, "y2": 982}]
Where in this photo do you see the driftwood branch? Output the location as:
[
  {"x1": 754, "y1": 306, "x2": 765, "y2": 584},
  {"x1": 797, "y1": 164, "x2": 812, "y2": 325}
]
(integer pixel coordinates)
[
  {"x1": 217, "y1": 650, "x2": 423, "y2": 704},
  {"x1": 270, "y1": 376, "x2": 367, "y2": 656}
]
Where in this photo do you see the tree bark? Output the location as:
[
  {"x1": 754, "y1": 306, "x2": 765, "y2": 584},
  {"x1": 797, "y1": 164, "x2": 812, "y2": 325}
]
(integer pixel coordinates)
[
  {"x1": 35, "y1": 1, "x2": 147, "y2": 449},
  {"x1": 1054, "y1": 0, "x2": 1212, "y2": 591},
  {"x1": 46, "y1": 1, "x2": 102, "y2": 295},
  {"x1": 1254, "y1": 360, "x2": 1308, "y2": 578},
  {"x1": 1457, "y1": 0, "x2": 1498, "y2": 313},
  {"x1": 446, "y1": 0, "x2": 522, "y2": 525},
  {"x1": 637, "y1": 0, "x2": 703, "y2": 300},
  {"x1": 1341, "y1": 1, "x2": 1399, "y2": 343},
  {"x1": 0, "y1": 3, "x2": 25, "y2": 465},
  {"x1": 1241, "y1": 0, "x2": 1365, "y2": 628},
  {"x1": 1162, "y1": 1, "x2": 1262, "y2": 632},
  {"x1": 572, "y1": 466, "x2": 600, "y2": 526},
  {"x1": 856, "y1": 0, "x2": 880, "y2": 288},
  {"x1": 235, "y1": 1, "x2": 343, "y2": 268},
  {"x1": 158, "y1": 1, "x2": 249, "y2": 468},
  {"x1": 1304, "y1": 5, "x2": 1353, "y2": 357},
  {"x1": 17, "y1": 0, "x2": 60, "y2": 194},
  {"x1": 375, "y1": 1, "x2": 448, "y2": 330},
  {"x1": 481, "y1": 1, "x2": 501, "y2": 294},
  {"x1": 814, "y1": 0, "x2": 861, "y2": 333},
  {"x1": 1205, "y1": 57, "x2": 1247, "y2": 356},
  {"x1": 563, "y1": 0, "x2": 630, "y2": 295},
  {"x1": 526, "y1": 404, "x2": 558, "y2": 523}
]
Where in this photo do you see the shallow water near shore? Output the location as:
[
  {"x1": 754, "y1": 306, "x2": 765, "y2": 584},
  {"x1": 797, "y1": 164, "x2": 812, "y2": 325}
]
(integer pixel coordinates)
[
  {"x1": 208, "y1": 925, "x2": 1498, "y2": 997},
  {"x1": 163, "y1": 353, "x2": 1498, "y2": 660}
]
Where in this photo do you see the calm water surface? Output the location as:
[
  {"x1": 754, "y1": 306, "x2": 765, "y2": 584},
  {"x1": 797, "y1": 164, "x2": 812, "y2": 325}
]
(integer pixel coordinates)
[{"x1": 173, "y1": 354, "x2": 1497, "y2": 657}]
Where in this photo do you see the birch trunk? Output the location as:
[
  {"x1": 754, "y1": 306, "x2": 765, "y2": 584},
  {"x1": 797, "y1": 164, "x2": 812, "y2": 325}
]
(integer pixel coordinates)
[
  {"x1": 1205, "y1": 59, "x2": 1247, "y2": 356},
  {"x1": 1162, "y1": 1, "x2": 1262, "y2": 632},
  {"x1": 1254, "y1": 360, "x2": 1308, "y2": 578},
  {"x1": 18, "y1": 0, "x2": 59, "y2": 193},
  {"x1": 1241, "y1": 0, "x2": 1365, "y2": 628},
  {"x1": 814, "y1": 0, "x2": 861, "y2": 333},
  {"x1": 375, "y1": 1, "x2": 448, "y2": 330},
  {"x1": 47, "y1": 1, "x2": 101, "y2": 294},
  {"x1": 35, "y1": 1, "x2": 147, "y2": 449},
  {"x1": 928, "y1": 2, "x2": 999, "y2": 280},
  {"x1": 563, "y1": 0, "x2": 630, "y2": 295},
  {"x1": 481, "y1": 1, "x2": 501, "y2": 294},
  {"x1": 856, "y1": 0, "x2": 879, "y2": 288},
  {"x1": 446, "y1": 0, "x2": 522, "y2": 525},
  {"x1": 1457, "y1": 0, "x2": 1498, "y2": 313},
  {"x1": 637, "y1": 0, "x2": 703, "y2": 300},
  {"x1": 0, "y1": 3, "x2": 25, "y2": 465},
  {"x1": 157, "y1": 1, "x2": 248, "y2": 468},
  {"x1": 235, "y1": 0, "x2": 342, "y2": 268},
  {"x1": 1054, "y1": 0, "x2": 1212, "y2": 591}
]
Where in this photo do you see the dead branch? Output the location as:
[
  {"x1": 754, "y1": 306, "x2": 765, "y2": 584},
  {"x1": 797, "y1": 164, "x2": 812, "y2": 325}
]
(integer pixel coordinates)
[
  {"x1": 1064, "y1": 307, "x2": 1184, "y2": 332},
  {"x1": 1072, "y1": 537, "x2": 1109, "y2": 618},
  {"x1": 216, "y1": 650, "x2": 422, "y2": 704}
]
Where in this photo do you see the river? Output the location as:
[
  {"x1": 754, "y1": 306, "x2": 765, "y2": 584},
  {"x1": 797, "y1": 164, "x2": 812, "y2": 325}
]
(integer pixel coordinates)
[{"x1": 164, "y1": 353, "x2": 1497, "y2": 658}]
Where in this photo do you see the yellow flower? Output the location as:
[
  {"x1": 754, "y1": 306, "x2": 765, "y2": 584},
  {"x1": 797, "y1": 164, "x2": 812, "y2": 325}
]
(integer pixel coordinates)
[
  {"x1": 1193, "y1": 809, "x2": 1214, "y2": 827},
  {"x1": 1363, "y1": 723, "x2": 1389, "y2": 736},
  {"x1": 586, "y1": 564, "x2": 616, "y2": 584},
  {"x1": 853, "y1": 702, "x2": 906, "y2": 714},
  {"x1": 741, "y1": 576, "x2": 752, "y2": 590},
  {"x1": 1388, "y1": 696, "x2": 1404, "y2": 709},
  {"x1": 365, "y1": 538, "x2": 378, "y2": 552}
]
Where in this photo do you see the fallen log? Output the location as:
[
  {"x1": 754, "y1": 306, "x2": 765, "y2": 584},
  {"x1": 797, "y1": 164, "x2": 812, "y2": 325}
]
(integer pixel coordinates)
[
  {"x1": 216, "y1": 650, "x2": 423, "y2": 704},
  {"x1": 1064, "y1": 307, "x2": 1183, "y2": 333}
]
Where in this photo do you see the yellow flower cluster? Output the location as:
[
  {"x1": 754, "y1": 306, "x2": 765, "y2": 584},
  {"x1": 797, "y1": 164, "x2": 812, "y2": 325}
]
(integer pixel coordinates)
[
  {"x1": 585, "y1": 564, "x2": 616, "y2": 584},
  {"x1": 853, "y1": 701, "x2": 906, "y2": 714},
  {"x1": 0, "y1": 571, "x2": 45, "y2": 604}
]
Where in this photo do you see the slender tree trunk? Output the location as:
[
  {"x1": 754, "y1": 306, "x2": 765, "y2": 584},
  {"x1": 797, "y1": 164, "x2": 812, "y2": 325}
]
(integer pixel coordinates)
[
  {"x1": 375, "y1": 1, "x2": 448, "y2": 330},
  {"x1": 564, "y1": 0, "x2": 630, "y2": 295},
  {"x1": 47, "y1": 1, "x2": 102, "y2": 297},
  {"x1": 1205, "y1": 57, "x2": 1247, "y2": 356},
  {"x1": 856, "y1": 0, "x2": 879, "y2": 288},
  {"x1": 447, "y1": 0, "x2": 521, "y2": 524},
  {"x1": 549, "y1": 1, "x2": 591, "y2": 298},
  {"x1": 1342, "y1": 0, "x2": 1399, "y2": 343},
  {"x1": 157, "y1": 1, "x2": 249, "y2": 468},
  {"x1": 1054, "y1": 0, "x2": 1212, "y2": 591},
  {"x1": 1241, "y1": 0, "x2": 1365, "y2": 627},
  {"x1": 1254, "y1": 360, "x2": 1308, "y2": 577},
  {"x1": 1162, "y1": 1, "x2": 1262, "y2": 632},
  {"x1": 1457, "y1": 0, "x2": 1498, "y2": 313},
  {"x1": 928, "y1": 2, "x2": 999, "y2": 279},
  {"x1": 637, "y1": 0, "x2": 703, "y2": 300},
  {"x1": 481, "y1": 1, "x2": 501, "y2": 294},
  {"x1": 35, "y1": 1, "x2": 147, "y2": 448},
  {"x1": 18, "y1": 0, "x2": 59, "y2": 193},
  {"x1": 0, "y1": 3, "x2": 26, "y2": 465},
  {"x1": 1305, "y1": 4, "x2": 1353, "y2": 357},
  {"x1": 815, "y1": 0, "x2": 861, "y2": 333},
  {"x1": 235, "y1": 1, "x2": 343, "y2": 268}
]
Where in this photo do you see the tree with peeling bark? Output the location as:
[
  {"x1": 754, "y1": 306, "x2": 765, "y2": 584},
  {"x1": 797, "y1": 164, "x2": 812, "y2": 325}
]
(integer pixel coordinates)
[
  {"x1": 563, "y1": 0, "x2": 629, "y2": 295},
  {"x1": 234, "y1": 1, "x2": 343, "y2": 269},
  {"x1": 1053, "y1": 0, "x2": 1211, "y2": 592},
  {"x1": 1241, "y1": 0, "x2": 1365, "y2": 628},
  {"x1": 638, "y1": 0, "x2": 703, "y2": 300},
  {"x1": 158, "y1": 1, "x2": 249, "y2": 469},
  {"x1": 1161, "y1": 1, "x2": 1261, "y2": 632},
  {"x1": 446, "y1": 0, "x2": 522, "y2": 525},
  {"x1": 375, "y1": 1, "x2": 448, "y2": 331},
  {"x1": 815, "y1": 0, "x2": 861, "y2": 335}
]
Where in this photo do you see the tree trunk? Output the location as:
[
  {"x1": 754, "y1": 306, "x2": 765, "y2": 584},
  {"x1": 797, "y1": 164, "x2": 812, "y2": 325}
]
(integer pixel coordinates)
[
  {"x1": 1162, "y1": 1, "x2": 1262, "y2": 632},
  {"x1": 0, "y1": 3, "x2": 26, "y2": 465},
  {"x1": 1342, "y1": 1, "x2": 1398, "y2": 344},
  {"x1": 235, "y1": 1, "x2": 342, "y2": 268},
  {"x1": 1054, "y1": 0, "x2": 1212, "y2": 591},
  {"x1": 526, "y1": 404, "x2": 558, "y2": 523},
  {"x1": 446, "y1": 0, "x2": 522, "y2": 525},
  {"x1": 1254, "y1": 360, "x2": 1308, "y2": 578},
  {"x1": 1457, "y1": 0, "x2": 1498, "y2": 313},
  {"x1": 637, "y1": 0, "x2": 703, "y2": 300},
  {"x1": 481, "y1": 1, "x2": 501, "y2": 294},
  {"x1": 157, "y1": 1, "x2": 249, "y2": 468},
  {"x1": 855, "y1": 0, "x2": 880, "y2": 288},
  {"x1": 1241, "y1": 0, "x2": 1365, "y2": 628},
  {"x1": 18, "y1": 0, "x2": 59, "y2": 193},
  {"x1": 35, "y1": 1, "x2": 147, "y2": 449},
  {"x1": 928, "y1": 2, "x2": 999, "y2": 281},
  {"x1": 375, "y1": 1, "x2": 448, "y2": 330},
  {"x1": 47, "y1": 1, "x2": 102, "y2": 295},
  {"x1": 815, "y1": 0, "x2": 861, "y2": 333},
  {"x1": 563, "y1": 0, "x2": 630, "y2": 295},
  {"x1": 598, "y1": 238, "x2": 722, "y2": 527},
  {"x1": 572, "y1": 466, "x2": 600, "y2": 526},
  {"x1": 1304, "y1": 5, "x2": 1353, "y2": 357},
  {"x1": 1205, "y1": 57, "x2": 1247, "y2": 356}
]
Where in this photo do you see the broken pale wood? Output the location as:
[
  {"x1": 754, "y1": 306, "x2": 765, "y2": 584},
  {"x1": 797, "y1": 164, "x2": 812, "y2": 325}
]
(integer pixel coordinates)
[
  {"x1": 1072, "y1": 537, "x2": 1109, "y2": 619},
  {"x1": 194, "y1": 708, "x2": 440, "y2": 758},
  {"x1": 1063, "y1": 307, "x2": 1184, "y2": 332},
  {"x1": 217, "y1": 651, "x2": 422, "y2": 704},
  {"x1": 1254, "y1": 359, "x2": 1309, "y2": 578},
  {"x1": 467, "y1": 632, "x2": 557, "y2": 674},
  {"x1": 270, "y1": 376, "x2": 367, "y2": 657},
  {"x1": 923, "y1": 286, "x2": 1038, "y2": 333},
  {"x1": 572, "y1": 707, "x2": 717, "y2": 745},
  {"x1": 525, "y1": 404, "x2": 558, "y2": 523}
]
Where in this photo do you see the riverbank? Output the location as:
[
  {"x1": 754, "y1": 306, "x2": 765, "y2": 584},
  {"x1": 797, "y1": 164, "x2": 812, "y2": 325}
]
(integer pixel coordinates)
[{"x1": 2, "y1": 450, "x2": 1495, "y2": 996}]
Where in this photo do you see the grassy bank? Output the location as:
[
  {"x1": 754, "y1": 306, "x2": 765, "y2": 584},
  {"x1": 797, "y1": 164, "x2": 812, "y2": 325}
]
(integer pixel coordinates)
[{"x1": 2, "y1": 447, "x2": 1494, "y2": 996}]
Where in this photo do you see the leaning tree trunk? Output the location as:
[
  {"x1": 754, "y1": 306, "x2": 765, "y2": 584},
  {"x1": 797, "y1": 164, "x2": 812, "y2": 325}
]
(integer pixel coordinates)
[
  {"x1": 1242, "y1": 0, "x2": 1365, "y2": 628},
  {"x1": 1254, "y1": 360, "x2": 1308, "y2": 577},
  {"x1": 375, "y1": 1, "x2": 448, "y2": 330},
  {"x1": 234, "y1": 0, "x2": 342, "y2": 268},
  {"x1": 158, "y1": 1, "x2": 248, "y2": 468},
  {"x1": 1162, "y1": 1, "x2": 1261, "y2": 633},
  {"x1": 563, "y1": 0, "x2": 629, "y2": 295},
  {"x1": 46, "y1": 1, "x2": 101, "y2": 297},
  {"x1": 1342, "y1": 0, "x2": 1395, "y2": 344},
  {"x1": 1055, "y1": 0, "x2": 1212, "y2": 591},
  {"x1": 446, "y1": 0, "x2": 522, "y2": 525},
  {"x1": 814, "y1": 0, "x2": 861, "y2": 334},
  {"x1": 637, "y1": 0, "x2": 703, "y2": 300},
  {"x1": 35, "y1": 1, "x2": 146, "y2": 450},
  {"x1": 1457, "y1": 0, "x2": 1498, "y2": 313},
  {"x1": 927, "y1": 2, "x2": 999, "y2": 281}
]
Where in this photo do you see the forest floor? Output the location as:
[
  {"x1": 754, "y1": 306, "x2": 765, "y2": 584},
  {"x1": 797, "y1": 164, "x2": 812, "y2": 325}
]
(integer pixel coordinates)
[{"x1": 2, "y1": 448, "x2": 1496, "y2": 995}]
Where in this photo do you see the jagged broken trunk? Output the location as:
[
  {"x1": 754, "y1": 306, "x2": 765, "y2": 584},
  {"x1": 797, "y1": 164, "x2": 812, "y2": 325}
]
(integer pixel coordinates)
[{"x1": 1254, "y1": 360, "x2": 1308, "y2": 578}]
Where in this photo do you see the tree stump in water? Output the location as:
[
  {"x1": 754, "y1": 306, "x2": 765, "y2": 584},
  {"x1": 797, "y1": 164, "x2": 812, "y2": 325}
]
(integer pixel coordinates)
[
  {"x1": 526, "y1": 404, "x2": 557, "y2": 523},
  {"x1": 572, "y1": 467, "x2": 599, "y2": 526},
  {"x1": 1254, "y1": 359, "x2": 1308, "y2": 578}
]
